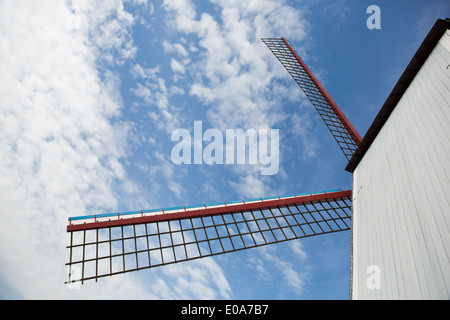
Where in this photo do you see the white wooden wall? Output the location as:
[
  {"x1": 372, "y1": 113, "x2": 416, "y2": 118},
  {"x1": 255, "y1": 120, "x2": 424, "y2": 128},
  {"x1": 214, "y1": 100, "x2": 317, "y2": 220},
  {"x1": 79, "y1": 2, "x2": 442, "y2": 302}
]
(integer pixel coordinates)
[{"x1": 351, "y1": 30, "x2": 450, "y2": 299}]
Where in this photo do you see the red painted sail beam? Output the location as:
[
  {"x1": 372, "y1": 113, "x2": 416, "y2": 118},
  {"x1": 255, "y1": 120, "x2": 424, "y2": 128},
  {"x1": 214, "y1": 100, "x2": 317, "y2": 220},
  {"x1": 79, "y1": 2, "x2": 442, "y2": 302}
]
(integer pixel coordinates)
[
  {"x1": 281, "y1": 38, "x2": 362, "y2": 145},
  {"x1": 67, "y1": 190, "x2": 352, "y2": 232}
]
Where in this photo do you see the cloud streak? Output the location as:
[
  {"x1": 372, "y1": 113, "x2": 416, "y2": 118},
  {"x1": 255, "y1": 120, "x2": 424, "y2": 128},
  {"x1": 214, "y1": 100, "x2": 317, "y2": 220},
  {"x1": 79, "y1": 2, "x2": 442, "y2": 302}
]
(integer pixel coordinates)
[
  {"x1": 0, "y1": 0, "x2": 141, "y2": 299},
  {"x1": 161, "y1": 0, "x2": 313, "y2": 199},
  {"x1": 0, "y1": 0, "x2": 233, "y2": 299}
]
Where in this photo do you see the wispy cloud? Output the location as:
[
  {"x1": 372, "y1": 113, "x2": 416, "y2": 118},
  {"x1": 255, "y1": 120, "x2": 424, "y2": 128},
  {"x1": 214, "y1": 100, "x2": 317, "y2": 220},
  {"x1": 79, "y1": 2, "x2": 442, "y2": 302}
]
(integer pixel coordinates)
[
  {"x1": 0, "y1": 0, "x2": 228, "y2": 299},
  {"x1": 161, "y1": 0, "x2": 314, "y2": 199},
  {"x1": 158, "y1": 259, "x2": 232, "y2": 299},
  {"x1": 0, "y1": 0, "x2": 129, "y2": 298},
  {"x1": 323, "y1": 0, "x2": 350, "y2": 30},
  {"x1": 246, "y1": 242, "x2": 311, "y2": 297}
]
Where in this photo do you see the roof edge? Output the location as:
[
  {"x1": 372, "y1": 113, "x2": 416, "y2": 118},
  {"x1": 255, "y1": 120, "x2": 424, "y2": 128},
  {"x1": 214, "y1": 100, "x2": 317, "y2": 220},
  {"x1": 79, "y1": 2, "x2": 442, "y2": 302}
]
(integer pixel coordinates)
[{"x1": 346, "y1": 18, "x2": 450, "y2": 173}]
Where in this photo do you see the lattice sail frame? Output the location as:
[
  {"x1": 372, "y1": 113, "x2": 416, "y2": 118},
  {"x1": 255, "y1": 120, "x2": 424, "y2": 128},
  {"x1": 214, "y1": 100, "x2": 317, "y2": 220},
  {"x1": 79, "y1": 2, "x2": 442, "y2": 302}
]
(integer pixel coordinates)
[
  {"x1": 66, "y1": 190, "x2": 352, "y2": 284},
  {"x1": 262, "y1": 38, "x2": 362, "y2": 161},
  {"x1": 65, "y1": 38, "x2": 360, "y2": 285}
]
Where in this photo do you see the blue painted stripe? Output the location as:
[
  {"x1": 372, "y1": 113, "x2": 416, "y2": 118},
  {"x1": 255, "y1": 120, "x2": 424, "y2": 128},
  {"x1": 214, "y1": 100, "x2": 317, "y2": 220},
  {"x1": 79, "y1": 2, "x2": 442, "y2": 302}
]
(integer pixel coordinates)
[
  {"x1": 206, "y1": 202, "x2": 225, "y2": 207},
  {"x1": 69, "y1": 212, "x2": 117, "y2": 221},
  {"x1": 68, "y1": 189, "x2": 346, "y2": 221},
  {"x1": 69, "y1": 215, "x2": 92, "y2": 221},
  {"x1": 294, "y1": 193, "x2": 309, "y2": 197},
  {"x1": 279, "y1": 194, "x2": 295, "y2": 199},
  {"x1": 226, "y1": 200, "x2": 242, "y2": 205},
  {"x1": 165, "y1": 206, "x2": 185, "y2": 211},
  {"x1": 142, "y1": 208, "x2": 162, "y2": 214}
]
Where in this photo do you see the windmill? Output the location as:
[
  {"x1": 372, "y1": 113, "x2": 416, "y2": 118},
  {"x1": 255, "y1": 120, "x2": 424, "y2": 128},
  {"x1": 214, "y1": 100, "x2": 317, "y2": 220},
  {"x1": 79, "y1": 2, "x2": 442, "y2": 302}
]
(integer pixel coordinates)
[
  {"x1": 65, "y1": 18, "x2": 450, "y2": 300},
  {"x1": 65, "y1": 37, "x2": 359, "y2": 286}
]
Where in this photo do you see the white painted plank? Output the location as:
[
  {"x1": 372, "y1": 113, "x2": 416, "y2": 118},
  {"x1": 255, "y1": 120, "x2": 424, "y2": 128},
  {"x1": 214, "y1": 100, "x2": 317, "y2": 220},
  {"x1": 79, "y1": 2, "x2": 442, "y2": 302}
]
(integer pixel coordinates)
[{"x1": 352, "y1": 33, "x2": 450, "y2": 298}]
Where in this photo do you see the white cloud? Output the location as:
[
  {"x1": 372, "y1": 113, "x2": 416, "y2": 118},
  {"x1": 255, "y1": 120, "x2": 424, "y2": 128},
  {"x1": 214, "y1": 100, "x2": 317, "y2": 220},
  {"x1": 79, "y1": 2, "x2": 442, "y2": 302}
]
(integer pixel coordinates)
[
  {"x1": 163, "y1": 41, "x2": 190, "y2": 57},
  {"x1": 152, "y1": 151, "x2": 186, "y2": 200},
  {"x1": 290, "y1": 241, "x2": 308, "y2": 261},
  {"x1": 229, "y1": 174, "x2": 271, "y2": 199},
  {"x1": 130, "y1": 0, "x2": 149, "y2": 7},
  {"x1": 130, "y1": 63, "x2": 183, "y2": 134},
  {"x1": 161, "y1": 0, "x2": 313, "y2": 198},
  {"x1": 290, "y1": 112, "x2": 320, "y2": 160},
  {"x1": 163, "y1": 41, "x2": 191, "y2": 77},
  {"x1": 162, "y1": 0, "x2": 197, "y2": 32},
  {"x1": 73, "y1": 0, "x2": 138, "y2": 65},
  {"x1": 247, "y1": 243, "x2": 310, "y2": 296},
  {"x1": 161, "y1": 0, "x2": 311, "y2": 131},
  {"x1": 159, "y1": 259, "x2": 232, "y2": 299},
  {"x1": 170, "y1": 57, "x2": 186, "y2": 74},
  {"x1": 0, "y1": 0, "x2": 230, "y2": 299},
  {"x1": 130, "y1": 63, "x2": 160, "y2": 79},
  {"x1": 0, "y1": 0, "x2": 133, "y2": 299},
  {"x1": 323, "y1": 0, "x2": 350, "y2": 30}
]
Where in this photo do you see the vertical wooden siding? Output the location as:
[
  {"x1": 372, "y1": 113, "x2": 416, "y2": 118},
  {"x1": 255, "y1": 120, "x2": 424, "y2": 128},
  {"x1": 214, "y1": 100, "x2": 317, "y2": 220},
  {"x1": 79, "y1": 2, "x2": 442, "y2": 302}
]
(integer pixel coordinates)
[{"x1": 351, "y1": 31, "x2": 450, "y2": 299}]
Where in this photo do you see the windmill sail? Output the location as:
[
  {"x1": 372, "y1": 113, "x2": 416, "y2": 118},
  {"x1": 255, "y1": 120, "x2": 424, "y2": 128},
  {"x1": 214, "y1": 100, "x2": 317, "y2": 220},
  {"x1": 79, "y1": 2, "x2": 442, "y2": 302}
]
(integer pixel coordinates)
[
  {"x1": 66, "y1": 189, "x2": 352, "y2": 284},
  {"x1": 262, "y1": 38, "x2": 362, "y2": 161},
  {"x1": 65, "y1": 39, "x2": 359, "y2": 285}
]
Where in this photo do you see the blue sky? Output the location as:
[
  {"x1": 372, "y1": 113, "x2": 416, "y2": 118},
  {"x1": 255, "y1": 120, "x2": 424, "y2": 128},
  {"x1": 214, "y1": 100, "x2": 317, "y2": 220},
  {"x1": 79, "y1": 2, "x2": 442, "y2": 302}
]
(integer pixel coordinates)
[{"x1": 0, "y1": 0, "x2": 448, "y2": 300}]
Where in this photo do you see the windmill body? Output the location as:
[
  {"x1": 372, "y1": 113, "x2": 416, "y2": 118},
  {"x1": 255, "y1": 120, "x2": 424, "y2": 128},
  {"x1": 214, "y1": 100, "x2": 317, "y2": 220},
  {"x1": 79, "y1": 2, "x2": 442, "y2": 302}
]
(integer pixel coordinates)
[{"x1": 347, "y1": 19, "x2": 450, "y2": 299}]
